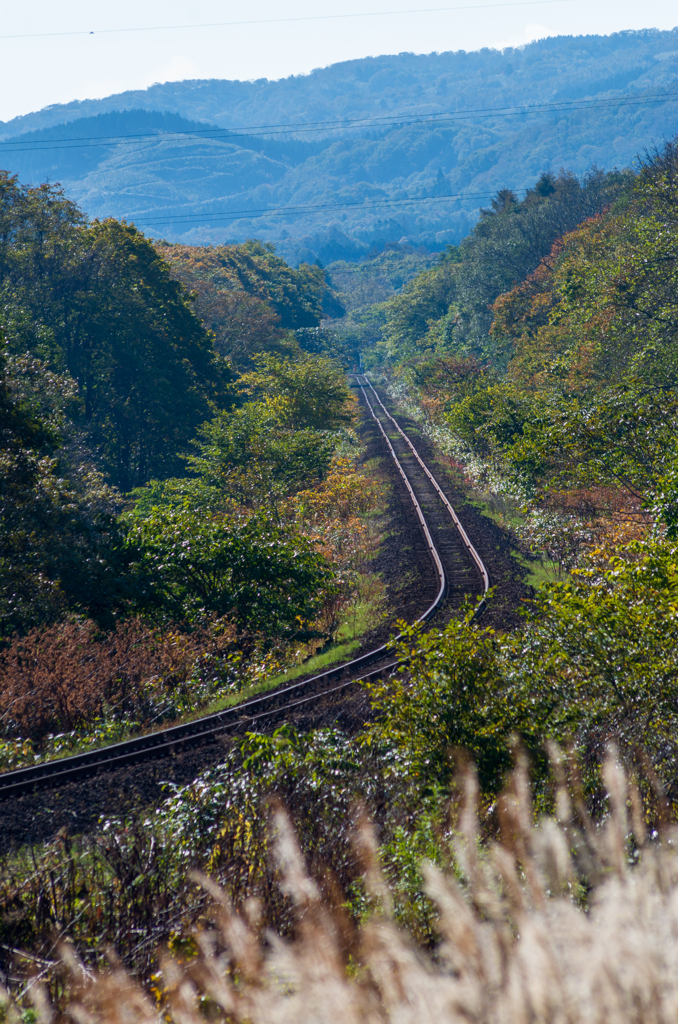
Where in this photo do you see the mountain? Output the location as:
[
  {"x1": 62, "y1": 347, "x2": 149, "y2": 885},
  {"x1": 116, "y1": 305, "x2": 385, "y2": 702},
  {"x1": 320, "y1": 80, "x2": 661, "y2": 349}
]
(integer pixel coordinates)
[{"x1": 1, "y1": 28, "x2": 678, "y2": 263}]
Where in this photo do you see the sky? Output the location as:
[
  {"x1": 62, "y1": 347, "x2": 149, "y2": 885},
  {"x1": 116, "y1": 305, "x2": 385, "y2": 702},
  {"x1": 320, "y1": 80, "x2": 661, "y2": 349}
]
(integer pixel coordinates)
[{"x1": 2, "y1": 0, "x2": 677, "y2": 124}]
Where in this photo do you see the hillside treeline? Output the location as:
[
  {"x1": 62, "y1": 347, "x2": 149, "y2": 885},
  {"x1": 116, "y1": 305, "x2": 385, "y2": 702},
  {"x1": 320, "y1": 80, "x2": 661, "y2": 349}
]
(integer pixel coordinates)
[
  {"x1": 368, "y1": 140, "x2": 678, "y2": 540},
  {"x1": 3, "y1": 30, "x2": 678, "y2": 263},
  {"x1": 155, "y1": 239, "x2": 347, "y2": 369},
  {"x1": 0, "y1": 175, "x2": 374, "y2": 740},
  {"x1": 360, "y1": 166, "x2": 628, "y2": 363}
]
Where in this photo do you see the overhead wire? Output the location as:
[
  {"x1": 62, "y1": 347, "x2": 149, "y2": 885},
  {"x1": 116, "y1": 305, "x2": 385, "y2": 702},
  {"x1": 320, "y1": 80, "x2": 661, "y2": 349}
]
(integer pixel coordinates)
[
  {"x1": 1, "y1": 88, "x2": 677, "y2": 153},
  {"x1": 126, "y1": 188, "x2": 531, "y2": 227},
  {"x1": 1, "y1": 0, "x2": 574, "y2": 40}
]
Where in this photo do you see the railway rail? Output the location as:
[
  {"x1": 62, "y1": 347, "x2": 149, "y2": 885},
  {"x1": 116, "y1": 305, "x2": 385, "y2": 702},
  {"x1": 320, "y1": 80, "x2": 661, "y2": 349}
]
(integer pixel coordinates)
[{"x1": 0, "y1": 378, "x2": 489, "y2": 802}]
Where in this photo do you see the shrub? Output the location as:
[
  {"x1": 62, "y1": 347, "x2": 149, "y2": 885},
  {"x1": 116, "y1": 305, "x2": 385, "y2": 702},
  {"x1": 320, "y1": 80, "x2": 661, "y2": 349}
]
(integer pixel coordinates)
[
  {"x1": 0, "y1": 617, "x2": 240, "y2": 744},
  {"x1": 128, "y1": 507, "x2": 336, "y2": 637}
]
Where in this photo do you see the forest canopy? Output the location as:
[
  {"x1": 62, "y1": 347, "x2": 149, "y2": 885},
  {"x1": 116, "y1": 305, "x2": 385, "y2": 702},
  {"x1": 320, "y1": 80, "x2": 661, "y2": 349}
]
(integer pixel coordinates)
[{"x1": 0, "y1": 174, "x2": 356, "y2": 644}]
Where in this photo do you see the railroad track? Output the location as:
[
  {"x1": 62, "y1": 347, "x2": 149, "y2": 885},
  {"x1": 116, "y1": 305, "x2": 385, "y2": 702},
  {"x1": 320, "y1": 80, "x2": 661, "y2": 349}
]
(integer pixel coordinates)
[{"x1": 0, "y1": 378, "x2": 490, "y2": 801}]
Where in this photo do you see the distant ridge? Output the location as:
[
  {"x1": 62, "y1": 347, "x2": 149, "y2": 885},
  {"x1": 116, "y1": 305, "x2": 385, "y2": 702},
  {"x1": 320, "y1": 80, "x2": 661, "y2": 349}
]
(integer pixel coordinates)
[{"x1": 2, "y1": 28, "x2": 677, "y2": 263}]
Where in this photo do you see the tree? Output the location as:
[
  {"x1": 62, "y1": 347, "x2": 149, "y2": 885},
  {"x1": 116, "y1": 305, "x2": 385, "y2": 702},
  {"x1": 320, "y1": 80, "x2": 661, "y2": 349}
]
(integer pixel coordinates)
[
  {"x1": 237, "y1": 352, "x2": 353, "y2": 430},
  {"x1": 371, "y1": 168, "x2": 628, "y2": 369},
  {"x1": 127, "y1": 506, "x2": 335, "y2": 637},
  {"x1": 378, "y1": 263, "x2": 457, "y2": 362},
  {"x1": 155, "y1": 258, "x2": 292, "y2": 371},
  {"x1": 477, "y1": 140, "x2": 678, "y2": 511},
  {"x1": 0, "y1": 345, "x2": 132, "y2": 638},
  {"x1": 365, "y1": 537, "x2": 678, "y2": 801},
  {"x1": 0, "y1": 175, "x2": 231, "y2": 491},
  {"x1": 156, "y1": 239, "x2": 332, "y2": 330},
  {"x1": 188, "y1": 402, "x2": 337, "y2": 510},
  {"x1": 65, "y1": 220, "x2": 231, "y2": 490},
  {"x1": 365, "y1": 615, "x2": 507, "y2": 794}
]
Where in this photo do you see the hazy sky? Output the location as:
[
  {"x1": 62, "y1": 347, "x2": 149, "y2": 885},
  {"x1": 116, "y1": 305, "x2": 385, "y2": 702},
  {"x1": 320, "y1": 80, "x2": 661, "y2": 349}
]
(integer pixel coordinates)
[{"x1": 2, "y1": 0, "x2": 677, "y2": 123}]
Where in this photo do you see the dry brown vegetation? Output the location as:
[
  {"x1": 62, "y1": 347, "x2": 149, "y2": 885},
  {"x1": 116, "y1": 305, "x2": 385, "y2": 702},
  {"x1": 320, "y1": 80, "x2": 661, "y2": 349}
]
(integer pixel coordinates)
[
  {"x1": 0, "y1": 619, "x2": 238, "y2": 744},
  {"x1": 9, "y1": 749, "x2": 678, "y2": 1024}
]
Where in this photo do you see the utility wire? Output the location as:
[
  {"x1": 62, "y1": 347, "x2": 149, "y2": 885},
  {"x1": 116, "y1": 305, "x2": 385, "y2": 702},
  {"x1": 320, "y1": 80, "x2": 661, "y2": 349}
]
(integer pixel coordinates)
[
  {"x1": 2, "y1": 89, "x2": 676, "y2": 153},
  {"x1": 128, "y1": 188, "x2": 531, "y2": 227},
  {"x1": 1, "y1": 0, "x2": 574, "y2": 40}
]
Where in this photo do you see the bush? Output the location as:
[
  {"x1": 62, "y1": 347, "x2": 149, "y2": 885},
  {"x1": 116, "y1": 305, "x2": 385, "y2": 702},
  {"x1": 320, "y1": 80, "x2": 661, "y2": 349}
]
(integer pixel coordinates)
[
  {"x1": 128, "y1": 507, "x2": 337, "y2": 637},
  {"x1": 0, "y1": 617, "x2": 241, "y2": 745}
]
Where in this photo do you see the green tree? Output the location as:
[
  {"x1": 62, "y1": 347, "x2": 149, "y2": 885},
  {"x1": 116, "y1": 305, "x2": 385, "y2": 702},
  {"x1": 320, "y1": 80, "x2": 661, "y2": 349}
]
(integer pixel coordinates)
[
  {"x1": 0, "y1": 346, "x2": 132, "y2": 638},
  {"x1": 0, "y1": 175, "x2": 231, "y2": 491},
  {"x1": 510, "y1": 541, "x2": 678, "y2": 800},
  {"x1": 378, "y1": 263, "x2": 457, "y2": 362},
  {"x1": 127, "y1": 505, "x2": 335, "y2": 636},
  {"x1": 237, "y1": 352, "x2": 352, "y2": 430},
  {"x1": 67, "y1": 220, "x2": 230, "y2": 491},
  {"x1": 156, "y1": 239, "x2": 331, "y2": 331},
  {"x1": 364, "y1": 614, "x2": 508, "y2": 795},
  {"x1": 189, "y1": 402, "x2": 337, "y2": 510},
  {"x1": 363, "y1": 537, "x2": 678, "y2": 802},
  {"x1": 468, "y1": 140, "x2": 678, "y2": 510},
  {"x1": 369, "y1": 169, "x2": 628, "y2": 370}
]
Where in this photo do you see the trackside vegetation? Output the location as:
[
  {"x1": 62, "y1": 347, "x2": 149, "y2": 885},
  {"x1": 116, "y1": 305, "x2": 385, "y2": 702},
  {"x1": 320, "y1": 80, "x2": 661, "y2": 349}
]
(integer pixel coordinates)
[
  {"x1": 2, "y1": 137, "x2": 678, "y2": 1020},
  {"x1": 0, "y1": 171, "x2": 380, "y2": 762}
]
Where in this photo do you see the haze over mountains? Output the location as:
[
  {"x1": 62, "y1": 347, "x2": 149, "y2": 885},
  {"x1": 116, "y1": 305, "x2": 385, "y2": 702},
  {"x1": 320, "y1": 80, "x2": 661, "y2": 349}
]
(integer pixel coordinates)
[{"x1": 2, "y1": 27, "x2": 678, "y2": 264}]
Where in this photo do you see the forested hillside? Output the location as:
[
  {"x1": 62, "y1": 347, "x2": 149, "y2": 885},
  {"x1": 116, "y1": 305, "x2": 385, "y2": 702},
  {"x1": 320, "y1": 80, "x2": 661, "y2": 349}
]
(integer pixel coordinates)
[
  {"x1": 1, "y1": 29, "x2": 677, "y2": 261},
  {"x1": 0, "y1": 174, "x2": 370, "y2": 668},
  {"x1": 362, "y1": 143, "x2": 678, "y2": 523}
]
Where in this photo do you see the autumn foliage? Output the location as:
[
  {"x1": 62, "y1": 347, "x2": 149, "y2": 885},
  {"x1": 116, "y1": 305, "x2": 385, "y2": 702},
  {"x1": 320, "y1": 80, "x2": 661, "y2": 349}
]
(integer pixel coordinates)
[{"x1": 0, "y1": 618, "x2": 237, "y2": 744}]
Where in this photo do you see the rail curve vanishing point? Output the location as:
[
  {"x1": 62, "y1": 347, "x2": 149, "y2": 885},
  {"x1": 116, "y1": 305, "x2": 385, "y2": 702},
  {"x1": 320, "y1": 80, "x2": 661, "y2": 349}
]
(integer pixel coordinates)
[{"x1": 0, "y1": 377, "x2": 490, "y2": 801}]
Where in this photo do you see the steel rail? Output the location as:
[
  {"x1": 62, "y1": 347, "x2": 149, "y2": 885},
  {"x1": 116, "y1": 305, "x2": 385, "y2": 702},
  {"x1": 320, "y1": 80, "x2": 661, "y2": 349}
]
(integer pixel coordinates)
[
  {"x1": 0, "y1": 381, "x2": 485, "y2": 801},
  {"x1": 361, "y1": 377, "x2": 491, "y2": 599},
  {"x1": 358, "y1": 379, "x2": 447, "y2": 616}
]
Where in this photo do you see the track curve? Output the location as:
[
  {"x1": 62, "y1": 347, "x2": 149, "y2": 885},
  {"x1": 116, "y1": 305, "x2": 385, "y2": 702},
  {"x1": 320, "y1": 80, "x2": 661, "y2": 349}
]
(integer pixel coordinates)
[{"x1": 0, "y1": 378, "x2": 489, "y2": 801}]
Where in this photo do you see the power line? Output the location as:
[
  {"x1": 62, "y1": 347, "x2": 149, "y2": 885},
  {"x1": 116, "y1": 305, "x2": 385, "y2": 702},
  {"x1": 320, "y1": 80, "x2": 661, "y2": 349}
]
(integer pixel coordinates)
[
  {"x1": 128, "y1": 188, "x2": 530, "y2": 228},
  {"x1": 1, "y1": 0, "x2": 573, "y2": 40},
  {"x1": 2, "y1": 89, "x2": 677, "y2": 154}
]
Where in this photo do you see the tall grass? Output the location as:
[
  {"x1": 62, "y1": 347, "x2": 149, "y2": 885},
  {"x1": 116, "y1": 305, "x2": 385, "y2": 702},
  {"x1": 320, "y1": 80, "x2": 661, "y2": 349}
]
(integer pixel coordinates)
[{"x1": 11, "y1": 746, "x2": 678, "y2": 1023}]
